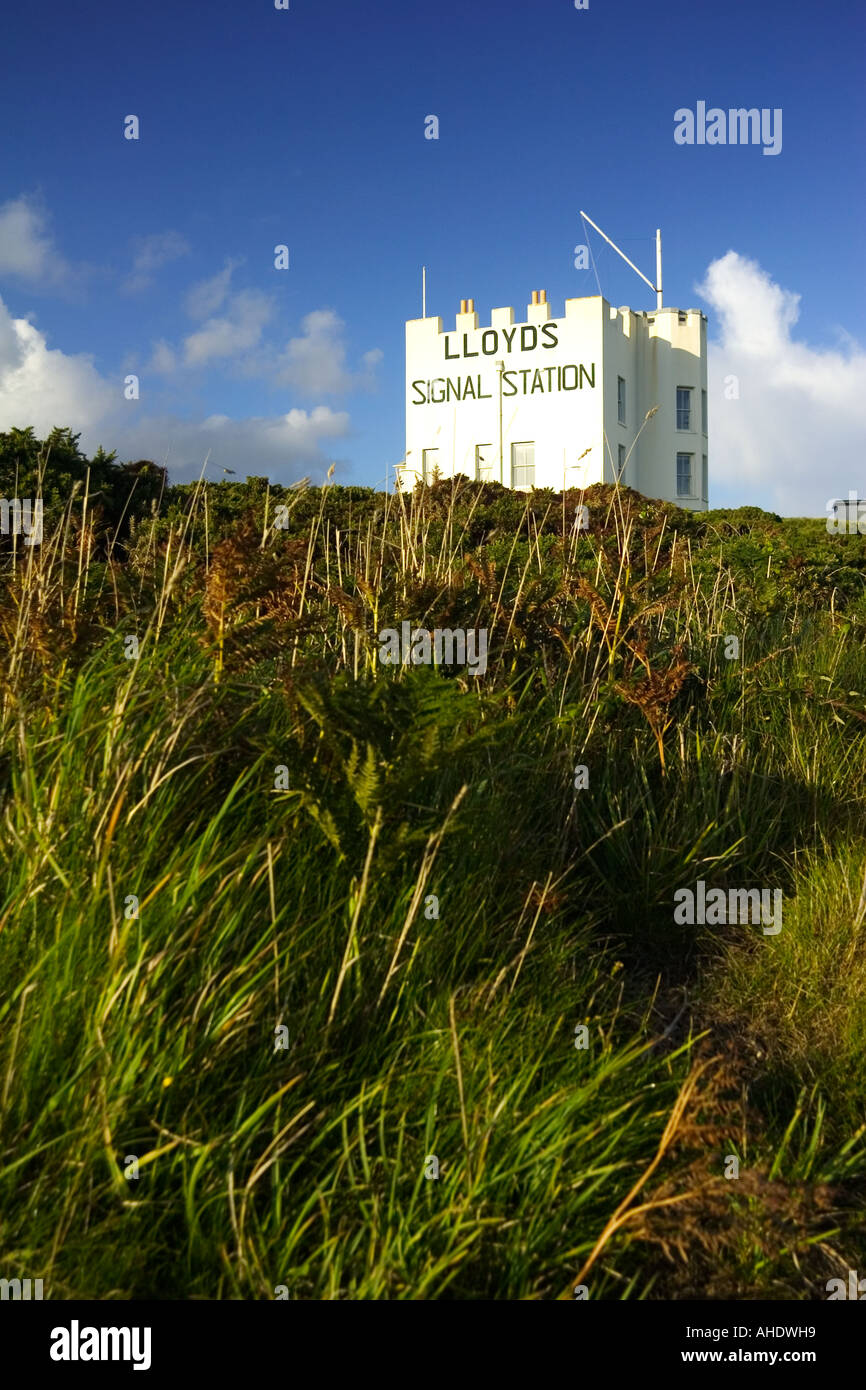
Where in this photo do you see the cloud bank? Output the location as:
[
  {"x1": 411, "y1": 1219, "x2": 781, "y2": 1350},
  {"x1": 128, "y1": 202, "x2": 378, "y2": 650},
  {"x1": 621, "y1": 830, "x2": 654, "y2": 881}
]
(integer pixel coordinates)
[
  {"x1": 0, "y1": 295, "x2": 351, "y2": 483},
  {"x1": 697, "y1": 251, "x2": 866, "y2": 514}
]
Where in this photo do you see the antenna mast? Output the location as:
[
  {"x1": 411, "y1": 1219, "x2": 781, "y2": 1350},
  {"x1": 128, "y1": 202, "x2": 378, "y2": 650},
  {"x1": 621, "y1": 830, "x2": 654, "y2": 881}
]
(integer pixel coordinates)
[
  {"x1": 580, "y1": 211, "x2": 662, "y2": 310},
  {"x1": 655, "y1": 229, "x2": 662, "y2": 311}
]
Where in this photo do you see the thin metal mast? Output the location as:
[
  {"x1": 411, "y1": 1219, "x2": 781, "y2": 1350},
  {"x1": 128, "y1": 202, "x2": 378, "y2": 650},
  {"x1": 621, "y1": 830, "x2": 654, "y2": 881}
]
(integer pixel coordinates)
[
  {"x1": 655, "y1": 229, "x2": 662, "y2": 311},
  {"x1": 579, "y1": 211, "x2": 662, "y2": 308}
]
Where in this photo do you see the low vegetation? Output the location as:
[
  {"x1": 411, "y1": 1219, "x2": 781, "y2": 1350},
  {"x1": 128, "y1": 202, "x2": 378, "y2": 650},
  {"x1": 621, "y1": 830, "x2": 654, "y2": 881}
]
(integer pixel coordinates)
[{"x1": 1, "y1": 427, "x2": 864, "y2": 1299}]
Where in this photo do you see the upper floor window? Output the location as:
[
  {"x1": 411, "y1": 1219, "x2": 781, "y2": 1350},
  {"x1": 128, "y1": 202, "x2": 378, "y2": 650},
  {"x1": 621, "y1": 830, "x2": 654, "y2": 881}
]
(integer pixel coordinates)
[
  {"x1": 701, "y1": 389, "x2": 708, "y2": 435},
  {"x1": 617, "y1": 376, "x2": 626, "y2": 425},
  {"x1": 676, "y1": 387, "x2": 692, "y2": 431}
]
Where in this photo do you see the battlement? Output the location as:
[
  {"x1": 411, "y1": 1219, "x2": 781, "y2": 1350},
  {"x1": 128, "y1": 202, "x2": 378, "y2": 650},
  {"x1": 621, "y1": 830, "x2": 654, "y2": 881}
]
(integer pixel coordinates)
[{"x1": 407, "y1": 293, "x2": 706, "y2": 344}]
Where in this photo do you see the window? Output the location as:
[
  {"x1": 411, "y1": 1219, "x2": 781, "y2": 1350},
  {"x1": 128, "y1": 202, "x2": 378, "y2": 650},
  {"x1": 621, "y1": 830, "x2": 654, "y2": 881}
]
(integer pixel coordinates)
[
  {"x1": 511, "y1": 442, "x2": 535, "y2": 489},
  {"x1": 475, "y1": 444, "x2": 495, "y2": 482},
  {"x1": 617, "y1": 376, "x2": 626, "y2": 425},
  {"x1": 676, "y1": 387, "x2": 692, "y2": 431},
  {"x1": 617, "y1": 444, "x2": 626, "y2": 480},
  {"x1": 702, "y1": 454, "x2": 708, "y2": 500},
  {"x1": 701, "y1": 389, "x2": 708, "y2": 436},
  {"x1": 422, "y1": 448, "x2": 439, "y2": 481},
  {"x1": 676, "y1": 453, "x2": 693, "y2": 497}
]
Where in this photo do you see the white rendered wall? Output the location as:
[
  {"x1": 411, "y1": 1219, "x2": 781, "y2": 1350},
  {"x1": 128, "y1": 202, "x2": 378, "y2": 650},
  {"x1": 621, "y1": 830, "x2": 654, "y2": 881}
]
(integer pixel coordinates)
[{"x1": 403, "y1": 293, "x2": 708, "y2": 509}]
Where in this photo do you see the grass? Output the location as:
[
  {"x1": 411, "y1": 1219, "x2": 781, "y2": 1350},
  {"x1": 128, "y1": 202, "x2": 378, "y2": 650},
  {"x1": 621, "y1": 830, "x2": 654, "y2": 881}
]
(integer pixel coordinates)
[{"x1": 1, "y1": 454, "x2": 865, "y2": 1299}]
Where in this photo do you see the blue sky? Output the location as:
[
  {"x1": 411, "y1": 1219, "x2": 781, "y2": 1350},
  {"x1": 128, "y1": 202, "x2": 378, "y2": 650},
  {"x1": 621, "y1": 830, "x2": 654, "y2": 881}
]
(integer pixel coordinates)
[{"x1": 0, "y1": 0, "x2": 864, "y2": 512}]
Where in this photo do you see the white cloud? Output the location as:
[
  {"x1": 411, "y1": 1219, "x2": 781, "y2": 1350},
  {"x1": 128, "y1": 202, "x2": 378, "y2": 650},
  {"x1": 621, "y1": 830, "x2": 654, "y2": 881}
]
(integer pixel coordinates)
[
  {"x1": 0, "y1": 292, "x2": 349, "y2": 483},
  {"x1": 697, "y1": 252, "x2": 866, "y2": 514},
  {"x1": 184, "y1": 260, "x2": 242, "y2": 320},
  {"x1": 0, "y1": 195, "x2": 72, "y2": 286},
  {"x1": 123, "y1": 231, "x2": 191, "y2": 294},
  {"x1": 275, "y1": 309, "x2": 382, "y2": 395},
  {"x1": 146, "y1": 339, "x2": 178, "y2": 375},
  {"x1": 131, "y1": 259, "x2": 380, "y2": 396},
  {"x1": 0, "y1": 295, "x2": 114, "y2": 431},
  {"x1": 183, "y1": 289, "x2": 273, "y2": 366}
]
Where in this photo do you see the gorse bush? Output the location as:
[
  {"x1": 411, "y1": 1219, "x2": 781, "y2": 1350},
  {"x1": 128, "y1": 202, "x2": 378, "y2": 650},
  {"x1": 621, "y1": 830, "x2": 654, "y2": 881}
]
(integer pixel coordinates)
[{"x1": 0, "y1": 435, "x2": 864, "y2": 1299}]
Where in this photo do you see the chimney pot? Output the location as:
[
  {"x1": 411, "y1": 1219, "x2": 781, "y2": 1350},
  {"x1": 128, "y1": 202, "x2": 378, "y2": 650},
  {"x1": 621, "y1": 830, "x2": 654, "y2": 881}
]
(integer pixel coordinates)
[
  {"x1": 467, "y1": 298, "x2": 474, "y2": 312},
  {"x1": 531, "y1": 290, "x2": 538, "y2": 305}
]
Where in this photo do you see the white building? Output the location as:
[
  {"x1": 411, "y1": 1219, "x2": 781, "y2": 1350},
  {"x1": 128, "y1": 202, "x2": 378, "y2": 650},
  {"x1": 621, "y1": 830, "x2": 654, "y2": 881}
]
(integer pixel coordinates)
[{"x1": 400, "y1": 290, "x2": 709, "y2": 509}]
